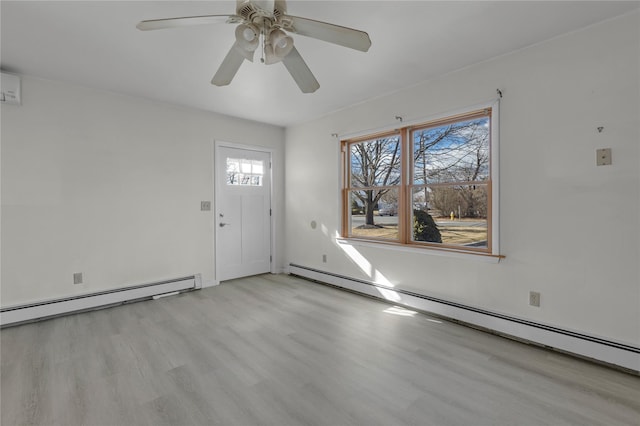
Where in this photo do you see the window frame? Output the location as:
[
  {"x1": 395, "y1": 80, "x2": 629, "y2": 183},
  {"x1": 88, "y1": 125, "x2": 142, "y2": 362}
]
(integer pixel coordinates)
[
  {"x1": 341, "y1": 130, "x2": 406, "y2": 243},
  {"x1": 340, "y1": 103, "x2": 501, "y2": 258}
]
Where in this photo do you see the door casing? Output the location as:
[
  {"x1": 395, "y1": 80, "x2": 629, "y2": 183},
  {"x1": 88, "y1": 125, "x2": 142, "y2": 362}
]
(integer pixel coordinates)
[{"x1": 214, "y1": 141, "x2": 274, "y2": 283}]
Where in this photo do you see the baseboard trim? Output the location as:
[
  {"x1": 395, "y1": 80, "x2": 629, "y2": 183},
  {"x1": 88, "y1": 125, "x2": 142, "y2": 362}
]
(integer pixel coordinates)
[
  {"x1": 1, "y1": 275, "x2": 199, "y2": 327},
  {"x1": 289, "y1": 263, "x2": 640, "y2": 373}
]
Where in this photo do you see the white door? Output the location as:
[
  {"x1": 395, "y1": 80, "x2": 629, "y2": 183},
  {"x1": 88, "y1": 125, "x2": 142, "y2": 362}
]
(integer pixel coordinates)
[{"x1": 215, "y1": 144, "x2": 272, "y2": 281}]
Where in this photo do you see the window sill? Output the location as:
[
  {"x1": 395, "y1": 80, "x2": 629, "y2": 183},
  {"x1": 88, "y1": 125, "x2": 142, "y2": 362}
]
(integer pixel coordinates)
[{"x1": 335, "y1": 238, "x2": 505, "y2": 263}]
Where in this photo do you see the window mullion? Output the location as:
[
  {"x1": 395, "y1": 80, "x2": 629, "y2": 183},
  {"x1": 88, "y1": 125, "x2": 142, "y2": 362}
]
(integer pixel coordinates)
[
  {"x1": 399, "y1": 127, "x2": 409, "y2": 244},
  {"x1": 341, "y1": 141, "x2": 349, "y2": 237}
]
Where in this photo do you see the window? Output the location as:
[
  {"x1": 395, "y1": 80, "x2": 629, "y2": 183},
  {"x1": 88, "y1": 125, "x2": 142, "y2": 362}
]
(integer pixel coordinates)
[
  {"x1": 226, "y1": 158, "x2": 264, "y2": 186},
  {"x1": 341, "y1": 108, "x2": 497, "y2": 255},
  {"x1": 348, "y1": 132, "x2": 402, "y2": 240}
]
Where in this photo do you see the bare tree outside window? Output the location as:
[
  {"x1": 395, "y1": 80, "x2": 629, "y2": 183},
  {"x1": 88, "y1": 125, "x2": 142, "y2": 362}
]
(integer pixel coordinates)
[
  {"x1": 350, "y1": 135, "x2": 401, "y2": 227},
  {"x1": 413, "y1": 118, "x2": 489, "y2": 217}
]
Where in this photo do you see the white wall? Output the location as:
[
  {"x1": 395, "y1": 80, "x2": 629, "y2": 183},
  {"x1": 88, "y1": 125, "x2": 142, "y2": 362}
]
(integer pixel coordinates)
[
  {"x1": 285, "y1": 12, "x2": 640, "y2": 345},
  {"x1": 1, "y1": 76, "x2": 285, "y2": 306}
]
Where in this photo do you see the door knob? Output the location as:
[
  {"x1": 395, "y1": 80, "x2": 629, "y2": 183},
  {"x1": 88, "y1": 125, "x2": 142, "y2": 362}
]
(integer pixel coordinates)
[{"x1": 219, "y1": 222, "x2": 230, "y2": 227}]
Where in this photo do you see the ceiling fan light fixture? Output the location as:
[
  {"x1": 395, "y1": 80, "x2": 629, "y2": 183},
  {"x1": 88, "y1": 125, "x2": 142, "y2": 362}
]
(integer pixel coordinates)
[
  {"x1": 269, "y1": 28, "x2": 294, "y2": 58},
  {"x1": 235, "y1": 23, "x2": 260, "y2": 51},
  {"x1": 242, "y1": 27, "x2": 256, "y2": 41},
  {"x1": 264, "y1": 43, "x2": 279, "y2": 65}
]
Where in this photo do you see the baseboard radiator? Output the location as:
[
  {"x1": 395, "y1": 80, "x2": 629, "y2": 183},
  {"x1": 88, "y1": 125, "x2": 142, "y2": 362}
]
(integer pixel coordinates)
[
  {"x1": 0, "y1": 274, "x2": 202, "y2": 328},
  {"x1": 289, "y1": 264, "x2": 640, "y2": 373}
]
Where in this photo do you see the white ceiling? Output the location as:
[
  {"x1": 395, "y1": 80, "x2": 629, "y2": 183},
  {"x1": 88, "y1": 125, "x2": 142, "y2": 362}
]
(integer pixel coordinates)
[{"x1": 2, "y1": 1, "x2": 638, "y2": 127}]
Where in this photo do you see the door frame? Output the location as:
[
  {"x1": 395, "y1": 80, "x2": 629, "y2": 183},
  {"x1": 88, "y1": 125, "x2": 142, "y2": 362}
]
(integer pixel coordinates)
[{"x1": 213, "y1": 140, "x2": 275, "y2": 284}]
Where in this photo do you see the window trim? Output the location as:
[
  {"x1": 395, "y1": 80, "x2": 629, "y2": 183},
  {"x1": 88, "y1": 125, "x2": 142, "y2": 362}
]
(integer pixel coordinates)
[
  {"x1": 335, "y1": 237, "x2": 503, "y2": 263},
  {"x1": 340, "y1": 101, "x2": 501, "y2": 258}
]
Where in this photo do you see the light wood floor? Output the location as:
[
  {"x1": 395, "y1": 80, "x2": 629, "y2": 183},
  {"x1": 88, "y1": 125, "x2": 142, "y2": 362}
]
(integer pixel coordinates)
[{"x1": 2, "y1": 274, "x2": 639, "y2": 426}]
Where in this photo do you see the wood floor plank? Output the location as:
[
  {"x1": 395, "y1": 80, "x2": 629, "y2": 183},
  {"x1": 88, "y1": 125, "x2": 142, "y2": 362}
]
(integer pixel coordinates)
[{"x1": 2, "y1": 273, "x2": 639, "y2": 426}]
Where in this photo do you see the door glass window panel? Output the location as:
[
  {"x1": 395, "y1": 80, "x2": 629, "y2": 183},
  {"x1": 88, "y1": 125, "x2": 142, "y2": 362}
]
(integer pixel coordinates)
[{"x1": 227, "y1": 158, "x2": 264, "y2": 186}]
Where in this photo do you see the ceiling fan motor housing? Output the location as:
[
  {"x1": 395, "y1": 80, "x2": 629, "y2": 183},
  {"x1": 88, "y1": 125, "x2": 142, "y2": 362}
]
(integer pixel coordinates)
[{"x1": 236, "y1": 0, "x2": 286, "y2": 23}]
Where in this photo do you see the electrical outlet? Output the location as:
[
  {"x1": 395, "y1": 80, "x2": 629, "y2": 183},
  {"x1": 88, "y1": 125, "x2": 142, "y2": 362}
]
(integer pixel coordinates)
[
  {"x1": 201, "y1": 201, "x2": 211, "y2": 211},
  {"x1": 596, "y1": 148, "x2": 612, "y2": 166},
  {"x1": 73, "y1": 272, "x2": 83, "y2": 285},
  {"x1": 529, "y1": 291, "x2": 540, "y2": 307},
  {"x1": 322, "y1": 254, "x2": 327, "y2": 263}
]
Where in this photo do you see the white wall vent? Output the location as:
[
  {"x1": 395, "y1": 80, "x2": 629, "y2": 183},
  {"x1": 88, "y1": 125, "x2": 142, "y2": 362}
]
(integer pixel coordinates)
[{"x1": 1, "y1": 72, "x2": 21, "y2": 105}]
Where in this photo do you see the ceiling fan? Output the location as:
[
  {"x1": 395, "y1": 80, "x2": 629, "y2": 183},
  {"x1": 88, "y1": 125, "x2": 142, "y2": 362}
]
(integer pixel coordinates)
[{"x1": 137, "y1": 0, "x2": 372, "y2": 93}]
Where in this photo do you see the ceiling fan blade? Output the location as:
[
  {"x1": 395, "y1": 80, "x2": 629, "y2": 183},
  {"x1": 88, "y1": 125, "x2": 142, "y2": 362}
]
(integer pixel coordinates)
[
  {"x1": 282, "y1": 47, "x2": 320, "y2": 93},
  {"x1": 283, "y1": 15, "x2": 371, "y2": 52},
  {"x1": 136, "y1": 14, "x2": 241, "y2": 31},
  {"x1": 237, "y1": 46, "x2": 256, "y2": 62},
  {"x1": 211, "y1": 42, "x2": 247, "y2": 86}
]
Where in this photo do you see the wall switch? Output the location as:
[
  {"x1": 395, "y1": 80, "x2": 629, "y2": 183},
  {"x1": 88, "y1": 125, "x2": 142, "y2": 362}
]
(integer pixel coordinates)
[
  {"x1": 596, "y1": 148, "x2": 612, "y2": 166},
  {"x1": 529, "y1": 291, "x2": 540, "y2": 307},
  {"x1": 201, "y1": 201, "x2": 211, "y2": 211},
  {"x1": 322, "y1": 254, "x2": 327, "y2": 263},
  {"x1": 73, "y1": 273, "x2": 83, "y2": 285}
]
